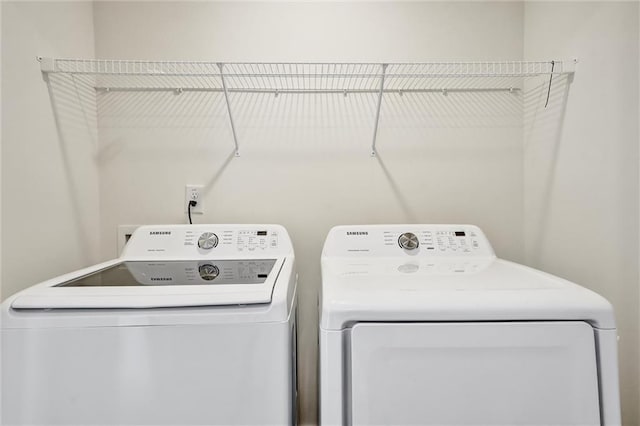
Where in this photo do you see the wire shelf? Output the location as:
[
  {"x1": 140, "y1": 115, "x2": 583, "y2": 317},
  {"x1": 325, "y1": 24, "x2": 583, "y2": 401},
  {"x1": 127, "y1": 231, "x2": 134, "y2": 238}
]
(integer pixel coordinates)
[
  {"x1": 38, "y1": 57, "x2": 575, "y2": 155},
  {"x1": 40, "y1": 58, "x2": 573, "y2": 93}
]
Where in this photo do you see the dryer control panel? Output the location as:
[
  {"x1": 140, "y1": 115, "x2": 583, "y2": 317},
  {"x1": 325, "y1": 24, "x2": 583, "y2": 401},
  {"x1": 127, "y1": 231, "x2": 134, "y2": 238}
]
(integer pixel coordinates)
[
  {"x1": 121, "y1": 224, "x2": 293, "y2": 260},
  {"x1": 323, "y1": 225, "x2": 495, "y2": 258}
]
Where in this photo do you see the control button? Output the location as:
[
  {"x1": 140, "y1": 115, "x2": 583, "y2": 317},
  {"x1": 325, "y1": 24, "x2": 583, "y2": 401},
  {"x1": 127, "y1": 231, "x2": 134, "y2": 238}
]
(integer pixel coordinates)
[
  {"x1": 198, "y1": 232, "x2": 218, "y2": 250},
  {"x1": 398, "y1": 232, "x2": 419, "y2": 250},
  {"x1": 198, "y1": 264, "x2": 219, "y2": 281}
]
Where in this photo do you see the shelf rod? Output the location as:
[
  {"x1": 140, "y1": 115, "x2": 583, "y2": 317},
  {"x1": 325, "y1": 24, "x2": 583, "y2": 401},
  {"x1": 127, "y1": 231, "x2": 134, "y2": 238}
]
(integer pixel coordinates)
[
  {"x1": 61, "y1": 70, "x2": 568, "y2": 77},
  {"x1": 218, "y1": 63, "x2": 240, "y2": 157},
  {"x1": 94, "y1": 87, "x2": 521, "y2": 95},
  {"x1": 213, "y1": 72, "x2": 564, "y2": 78},
  {"x1": 371, "y1": 64, "x2": 388, "y2": 157}
]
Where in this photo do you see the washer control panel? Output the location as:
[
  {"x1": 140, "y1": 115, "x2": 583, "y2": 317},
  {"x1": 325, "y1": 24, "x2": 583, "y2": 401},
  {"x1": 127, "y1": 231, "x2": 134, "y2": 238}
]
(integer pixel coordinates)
[
  {"x1": 324, "y1": 225, "x2": 495, "y2": 258},
  {"x1": 188, "y1": 229, "x2": 279, "y2": 253},
  {"x1": 122, "y1": 224, "x2": 292, "y2": 260},
  {"x1": 389, "y1": 229, "x2": 481, "y2": 253}
]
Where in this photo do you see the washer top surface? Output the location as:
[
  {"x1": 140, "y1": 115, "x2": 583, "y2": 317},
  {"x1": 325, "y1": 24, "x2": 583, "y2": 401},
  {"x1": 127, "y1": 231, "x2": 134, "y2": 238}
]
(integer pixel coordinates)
[
  {"x1": 320, "y1": 225, "x2": 616, "y2": 330},
  {"x1": 4, "y1": 225, "x2": 296, "y2": 326}
]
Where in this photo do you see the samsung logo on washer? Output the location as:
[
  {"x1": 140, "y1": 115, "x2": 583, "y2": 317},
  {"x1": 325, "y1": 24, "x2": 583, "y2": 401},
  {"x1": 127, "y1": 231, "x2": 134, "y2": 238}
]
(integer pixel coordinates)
[
  {"x1": 149, "y1": 231, "x2": 171, "y2": 235},
  {"x1": 346, "y1": 232, "x2": 368, "y2": 236}
]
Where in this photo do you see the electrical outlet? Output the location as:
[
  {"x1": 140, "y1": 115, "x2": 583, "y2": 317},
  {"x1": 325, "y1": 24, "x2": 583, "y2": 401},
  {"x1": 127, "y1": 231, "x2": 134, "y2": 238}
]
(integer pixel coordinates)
[
  {"x1": 185, "y1": 185, "x2": 204, "y2": 214},
  {"x1": 117, "y1": 225, "x2": 140, "y2": 256}
]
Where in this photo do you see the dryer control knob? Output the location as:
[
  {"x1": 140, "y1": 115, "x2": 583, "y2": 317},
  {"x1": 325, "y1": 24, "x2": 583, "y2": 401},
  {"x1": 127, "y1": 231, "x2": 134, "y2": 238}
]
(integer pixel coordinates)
[
  {"x1": 198, "y1": 232, "x2": 218, "y2": 250},
  {"x1": 198, "y1": 264, "x2": 219, "y2": 281},
  {"x1": 398, "y1": 232, "x2": 419, "y2": 250}
]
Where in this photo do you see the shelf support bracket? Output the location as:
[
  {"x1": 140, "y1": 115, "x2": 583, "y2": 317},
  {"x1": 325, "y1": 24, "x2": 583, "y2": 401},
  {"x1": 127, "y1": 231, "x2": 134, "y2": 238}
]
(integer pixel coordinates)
[
  {"x1": 371, "y1": 63, "x2": 388, "y2": 157},
  {"x1": 218, "y1": 63, "x2": 240, "y2": 157}
]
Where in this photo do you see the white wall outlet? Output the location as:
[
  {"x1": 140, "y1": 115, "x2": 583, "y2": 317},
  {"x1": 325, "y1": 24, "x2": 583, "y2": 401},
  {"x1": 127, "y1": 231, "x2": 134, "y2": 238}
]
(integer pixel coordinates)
[
  {"x1": 117, "y1": 225, "x2": 140, "y2": 256},
  {"x1": 185, "y1": 185, "x2": 204, "y2": 214}
]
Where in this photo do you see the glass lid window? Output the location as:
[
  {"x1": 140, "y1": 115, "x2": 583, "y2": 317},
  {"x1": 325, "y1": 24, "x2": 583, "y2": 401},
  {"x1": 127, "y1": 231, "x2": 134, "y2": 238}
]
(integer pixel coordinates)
[{"x1": 57, "y1": 260, "x2": 277, "y2": 287}]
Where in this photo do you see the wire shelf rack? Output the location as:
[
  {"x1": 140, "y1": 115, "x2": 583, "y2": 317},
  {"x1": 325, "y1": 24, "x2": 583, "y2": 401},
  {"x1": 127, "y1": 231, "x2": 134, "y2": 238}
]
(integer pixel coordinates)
[{"x1": 39, "y1": 57, "x2": 575, "y2": 155}]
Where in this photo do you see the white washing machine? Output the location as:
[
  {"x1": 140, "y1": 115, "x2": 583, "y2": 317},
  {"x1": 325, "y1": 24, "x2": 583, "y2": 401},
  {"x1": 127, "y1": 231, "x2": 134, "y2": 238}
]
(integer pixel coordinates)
[
  {"x1": 2, "y1": 224, "x2": 297, "y2": 426},
  {"x1": 319, "y1": 224, "x2": 620, "y2": 426}
]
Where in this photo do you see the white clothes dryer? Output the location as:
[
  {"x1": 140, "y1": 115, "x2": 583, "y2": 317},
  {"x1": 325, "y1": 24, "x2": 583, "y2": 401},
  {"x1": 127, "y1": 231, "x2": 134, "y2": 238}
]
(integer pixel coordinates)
[
  {"x1": 2, "y1": 224, "x2": 297, "y2": 426},
  {"x1": 319, "y1": 224, "x2": 620, "y2": 426}
]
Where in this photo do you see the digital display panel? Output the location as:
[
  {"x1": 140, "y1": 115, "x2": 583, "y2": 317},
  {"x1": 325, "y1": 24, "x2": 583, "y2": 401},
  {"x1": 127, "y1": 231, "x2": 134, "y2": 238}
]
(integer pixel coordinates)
[{"x1": 455, "y1": 231, "x2": 466, "y2": 237}]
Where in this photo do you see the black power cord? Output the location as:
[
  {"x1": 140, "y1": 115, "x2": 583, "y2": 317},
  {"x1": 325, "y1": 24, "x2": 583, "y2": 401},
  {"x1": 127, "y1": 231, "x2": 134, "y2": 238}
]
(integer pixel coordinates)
[{"x1": 188, "y1": 200, "x2": 197, "y2": 224}]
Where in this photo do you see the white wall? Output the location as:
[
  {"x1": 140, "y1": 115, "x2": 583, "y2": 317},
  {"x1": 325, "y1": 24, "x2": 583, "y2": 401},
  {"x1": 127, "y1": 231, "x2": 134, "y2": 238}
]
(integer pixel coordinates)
[
  {"x1": 524, "y1": 2, "x2": 639, "y2": 424},
  {"x1": 93, "y1": 2, "x2": 524, "y2": 424},
  {"x1": 1, "y1": 2, "x2": 99, "y2": 299},
  {"x1": 2, "y1": 2, "x2": 638, "y2": 425}
]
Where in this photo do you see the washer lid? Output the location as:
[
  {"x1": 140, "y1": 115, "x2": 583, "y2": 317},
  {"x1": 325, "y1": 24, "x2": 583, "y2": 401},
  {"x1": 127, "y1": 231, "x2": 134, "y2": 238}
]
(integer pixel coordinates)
[
  {"x1": 11, "y1": 258, "x2": 284, "y2": 309},
  {"x1": 320, "y1": 258, "x2": 616, "y2": 330}
]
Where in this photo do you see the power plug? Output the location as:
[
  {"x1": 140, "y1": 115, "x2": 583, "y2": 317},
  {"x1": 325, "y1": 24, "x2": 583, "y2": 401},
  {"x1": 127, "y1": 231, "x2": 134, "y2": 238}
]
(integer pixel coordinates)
[{"x1": 185, "y1": 185, "x2": 204, "y2": 214}]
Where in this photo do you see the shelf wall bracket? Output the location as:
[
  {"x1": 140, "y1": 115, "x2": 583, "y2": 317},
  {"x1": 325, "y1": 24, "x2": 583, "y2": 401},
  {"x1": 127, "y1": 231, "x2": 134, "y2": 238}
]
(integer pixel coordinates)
[
  {"x1": 218, "y1": 63, "x2": 240, "y2": 157},
  {"x1": 371, "y1": 63, "x2": 388, "y2": 157}
]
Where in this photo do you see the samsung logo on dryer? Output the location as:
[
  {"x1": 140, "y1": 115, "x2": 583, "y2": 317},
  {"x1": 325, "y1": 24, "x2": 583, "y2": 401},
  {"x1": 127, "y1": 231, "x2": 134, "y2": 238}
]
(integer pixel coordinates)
[
  {"x1": 150, "y1": 277, "x2": 173, "y2": 281},
  {"x1": 149, "y1": 231, "x2": 171, "y2": 235},
  {"x1": 346, "y1": 231, "x2": 368, "y2": 236}
]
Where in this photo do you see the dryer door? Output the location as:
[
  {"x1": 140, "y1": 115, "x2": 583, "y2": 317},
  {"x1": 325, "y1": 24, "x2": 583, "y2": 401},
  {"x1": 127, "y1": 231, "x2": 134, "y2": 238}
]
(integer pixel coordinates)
[{"x1": 349, "y1": 321, "x2": 600, "y2": 426}]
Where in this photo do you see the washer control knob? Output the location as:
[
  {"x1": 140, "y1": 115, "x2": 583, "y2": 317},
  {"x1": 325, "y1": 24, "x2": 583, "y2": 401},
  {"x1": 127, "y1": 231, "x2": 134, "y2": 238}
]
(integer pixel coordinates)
[
  {"x1": 198, "y1": 264, "x2": 219, "y2": 281},
  {"x1": 398, "y1": 232, "x2": 419, "y2": 250},
  {"x1": 198, "y1": 232, "x2": 218, "y2": 250}
]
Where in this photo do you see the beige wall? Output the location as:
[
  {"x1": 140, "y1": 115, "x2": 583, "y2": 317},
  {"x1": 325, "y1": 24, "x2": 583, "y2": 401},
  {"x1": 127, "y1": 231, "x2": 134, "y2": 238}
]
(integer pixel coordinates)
[
  {"x1": 524, "y1": 2, "x2": 639, "y2": 424},
  {"x1": 1, "y1": 2, "x2": 99, "y2": 299},
  {"x1": 93, "y1": 2, "x2": 525, "y2": 423}
]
